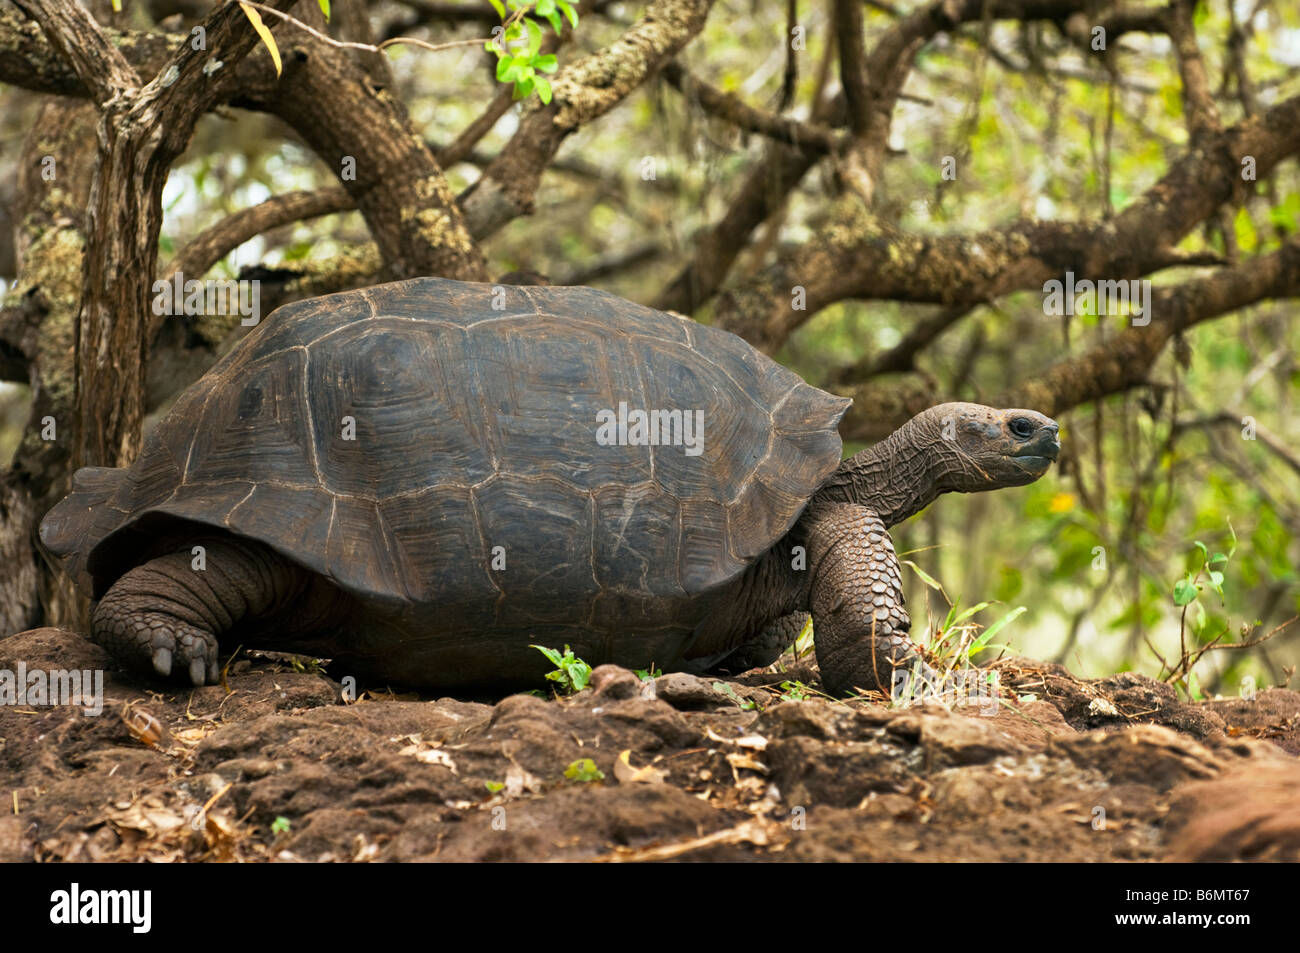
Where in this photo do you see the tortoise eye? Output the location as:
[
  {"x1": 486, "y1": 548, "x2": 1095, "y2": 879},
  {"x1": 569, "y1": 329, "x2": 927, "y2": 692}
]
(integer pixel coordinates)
[{"x1": 1009, "y1": 417, "x2": 1034, "y2": 438}]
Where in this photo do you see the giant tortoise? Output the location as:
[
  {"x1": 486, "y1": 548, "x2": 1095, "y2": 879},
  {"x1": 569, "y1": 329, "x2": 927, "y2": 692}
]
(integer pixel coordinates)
[{"x1": 40, "y1": 278, "x2": 1060, "y2": 695}]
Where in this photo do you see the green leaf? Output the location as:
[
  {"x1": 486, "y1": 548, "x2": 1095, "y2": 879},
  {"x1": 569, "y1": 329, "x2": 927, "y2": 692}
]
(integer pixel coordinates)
[
  {"x1": 558, "y1": 0, "x2": 578, "y2": 28},
  {"x1": 316, "y1": 0, "x2": 330, "y2": 20},
  {"x1": 545, "y1": 10, "x2": 563, "y2": 33},
  {"x1": 525, "y1": 17, "x2": 544, "y2": 57},
  {"x1": 564, "y1": 656, "x2": 591, "y2": 691},
  {"x1": 484, "y1": 780, "x2": 504, "y2": 793},
  {"x1": 535, "y1": 54, "x2": 558, "y2": 73},
  {"x1": 712, "y1": 681, "x2": 755, "y2": 710},
  {"x1": 531, "y1": 644, "x2": 562, "y2": 666},
  {"x1": 972, "y1": 606, "x2": 1027, "y2": 651},
  {"x1": 564, "y1": 758, "x2": 604, "y2": 782},
  {"x1": 902, "y1": 560, "x2": 944, "y2": 592},
  {"x1": 514, "y1": 75, "x2": 535, "y2": 99},
  {"x1": 536, "y1": 0, "x2": 556, "y2": 14},
  {"x1": 487, "y1": 0, "x2": 506, "y2": 17},
  {"x1": 535, "y1": 75, "x2": 552, "y2": 104},
  {"x1": 949, "y1": 601, "x2": 995, "y2": 628},
  {"x1": 1173, "y1": 577, "x2": 1199, "y2": 606}
]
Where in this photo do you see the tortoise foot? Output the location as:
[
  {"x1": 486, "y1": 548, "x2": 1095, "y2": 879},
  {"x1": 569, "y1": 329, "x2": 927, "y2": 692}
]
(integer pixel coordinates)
[
  {"x1": 818, "y1": 633, "x2": 935, "y2": 698},
  {"x1": 91, "y1": 604, "x2": 220, "y2": 687}
]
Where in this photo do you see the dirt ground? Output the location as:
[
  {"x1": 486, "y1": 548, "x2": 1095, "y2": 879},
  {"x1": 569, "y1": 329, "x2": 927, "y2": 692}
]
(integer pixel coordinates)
[{"x1": 2, "y1": 626, "x2": 1299, "y2": 862}]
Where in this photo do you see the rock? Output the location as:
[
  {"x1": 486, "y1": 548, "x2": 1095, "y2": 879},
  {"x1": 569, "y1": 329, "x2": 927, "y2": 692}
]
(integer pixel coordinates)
[
  {"x1": 999, "y1": 657, "x2": 1228, "y2": 741},
  {"x1": 1202, "y1": 688, "x2": 1300, "y2": 756},
  {"x1": 1051, "y1": 724, "x2": 1224, "y2": 791},
  {"x1": 653, "y1": 672, "x2": 746, "y2": 710},
  {"x1": 588, "y1": 664, "x2": 642, "y2": 701},
  {"x1": 1165, "y1": 748, "x2": 1300, "y2": 861}
]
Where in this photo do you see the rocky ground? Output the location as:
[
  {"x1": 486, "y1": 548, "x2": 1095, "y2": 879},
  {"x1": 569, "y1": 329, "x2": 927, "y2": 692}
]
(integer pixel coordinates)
[{"x1": 2, "y1": 626, "x2": 1299, "y2": 862}]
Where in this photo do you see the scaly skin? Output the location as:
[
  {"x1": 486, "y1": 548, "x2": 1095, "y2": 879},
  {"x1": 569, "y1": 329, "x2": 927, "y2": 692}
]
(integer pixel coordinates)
[
  {"x1": 803, "y1": 503, "x2": 919, "y2": 696},
  {"x1": 90, "y1": 538, "x2": 311, "y2": 685},
  {"x1": 697, "y1": 502, "x2": 923, "y2": 695}
]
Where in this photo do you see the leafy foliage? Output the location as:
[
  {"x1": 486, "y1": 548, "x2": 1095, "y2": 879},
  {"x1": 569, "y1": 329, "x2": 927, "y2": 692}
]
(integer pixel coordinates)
[
  {"x1": 532, "y1": 644, "x2": 592, "y2": 694},
  {"x1": 484, "y1": 0, "x2": 577, "y2": 103}
]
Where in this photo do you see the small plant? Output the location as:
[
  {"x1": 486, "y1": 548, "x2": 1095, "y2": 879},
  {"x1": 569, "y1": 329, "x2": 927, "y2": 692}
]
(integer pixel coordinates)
[
  {"x1": 270, "y1": 816, "x2": 292, "y2": 836},
  {"x1": 929, "y1": 600, "x2": 1026, "y2": 668},
  {"x1": 779, "y1": 680, "x2": 811, "y2": 701},
  {"x1": 484, "y1": 780, "x2": 505, "y2": 793},
  {"x1": 532, "y1": 644, "x2": 592, "y2": 694},
  {"x1": 287, "y1": 654, "x2": 327, "y2": 675},
  {"x1": 712, "y1": 681, "x2": 756, "y2": 710},
  {"x1": 1148, "y1": 524, "x2": 1294, "y2": 698},
  {"x1": 633, "y1": 666, "x2": 662, "y2": 681},
  {"x1": 564, "y1": 758, "x2": 604, "y2": 782},
  {"x1": 882, "y1": 559, "x2": 1027, "y2": 711}
]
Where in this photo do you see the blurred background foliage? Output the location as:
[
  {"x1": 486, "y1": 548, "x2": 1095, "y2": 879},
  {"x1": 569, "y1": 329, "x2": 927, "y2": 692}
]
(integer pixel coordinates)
[{"x1": 1, "y1": 0, "x2": 1297, "y2": 693}]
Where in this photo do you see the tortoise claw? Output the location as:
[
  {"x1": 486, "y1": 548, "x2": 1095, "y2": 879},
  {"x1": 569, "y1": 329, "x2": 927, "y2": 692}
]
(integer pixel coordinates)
[{"x1": 89, "y1": 601, "x2": 221, "y2": 686}]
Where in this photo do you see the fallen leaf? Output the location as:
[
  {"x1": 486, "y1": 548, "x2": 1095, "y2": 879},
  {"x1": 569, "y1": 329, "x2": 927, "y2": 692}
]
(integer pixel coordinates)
[{"x1": 613, "y1": 749, "x2": 667, "y2": 784}]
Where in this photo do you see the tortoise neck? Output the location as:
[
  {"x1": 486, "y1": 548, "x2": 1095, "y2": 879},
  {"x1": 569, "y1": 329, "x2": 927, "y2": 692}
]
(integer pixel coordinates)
[{"x1": 812, "y1": 414, "x2": 948, "y2": 527}]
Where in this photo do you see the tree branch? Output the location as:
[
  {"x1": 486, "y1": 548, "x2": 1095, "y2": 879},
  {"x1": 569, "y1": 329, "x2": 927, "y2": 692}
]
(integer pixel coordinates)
[
  {"x1": 837, "y1": 234, "x2": 1300, "y2": 440},
  {"x1": 9, "y1": 0, "x2": 138, "y2": 103},
  {"x1": 459, "y1": 0, "x2": 717, "y2": 239}
]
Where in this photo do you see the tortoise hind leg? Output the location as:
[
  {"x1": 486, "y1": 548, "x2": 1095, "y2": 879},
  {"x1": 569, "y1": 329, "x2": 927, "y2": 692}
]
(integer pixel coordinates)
[
  {"x1": 714, "y1": 612, "x2": 810, "y2": 672},
  {"x1": 91, "y1": 539, "x2": 309, "y2": 686}
]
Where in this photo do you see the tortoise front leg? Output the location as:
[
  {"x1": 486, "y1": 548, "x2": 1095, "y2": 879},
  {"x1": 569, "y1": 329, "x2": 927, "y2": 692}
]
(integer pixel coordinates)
[
  {"x1": 91, "y1": 538, "x2": 309, "y2": 686},
  {"x1": 803, "y1": 502, "x2": 933, "y2": 697}
]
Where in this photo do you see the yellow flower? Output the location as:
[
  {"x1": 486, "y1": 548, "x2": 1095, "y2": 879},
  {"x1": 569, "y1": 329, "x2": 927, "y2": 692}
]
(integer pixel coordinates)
[{"x1": 1048, "y1": 492, "x2": 1076, "y2": 514}]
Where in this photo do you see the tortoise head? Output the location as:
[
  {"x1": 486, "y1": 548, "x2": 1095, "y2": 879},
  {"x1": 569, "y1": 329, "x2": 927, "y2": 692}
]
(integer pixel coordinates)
[
  {"x1": 922, "y1": 401, "x2": 1061, "y2": 491},
  {"x1": 815, "y1": 401, "x2": 1060, "y2": 526}
]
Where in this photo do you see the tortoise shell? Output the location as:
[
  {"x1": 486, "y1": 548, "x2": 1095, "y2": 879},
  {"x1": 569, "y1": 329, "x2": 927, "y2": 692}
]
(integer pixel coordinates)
[{"x1": 41, "y1": 278, "x2": 850, "y2": 680}]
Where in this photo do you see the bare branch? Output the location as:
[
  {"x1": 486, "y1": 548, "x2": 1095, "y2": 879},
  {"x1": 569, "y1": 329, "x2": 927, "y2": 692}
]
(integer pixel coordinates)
[
  {"x1": 661, "y1": 61, "x2": 839, "y2": 153},
  {"x1": 1167, "y1": 0, "x2": 1222, "y2": 142},
  {"x1": 154, "y1": 187, "x2": 355, "y2": 339},
  {"x1": 9, "y1": 0, "x2": 138, "y2": 103},
  {"x1": 836, "y1": 234, "x2": 1300, "y2": 440}
]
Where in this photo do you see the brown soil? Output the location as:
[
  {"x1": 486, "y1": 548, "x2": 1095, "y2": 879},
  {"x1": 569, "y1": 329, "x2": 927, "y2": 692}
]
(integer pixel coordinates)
[{"x1": 2, "y1": 628, "x2": 1298, "y2": 862}]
